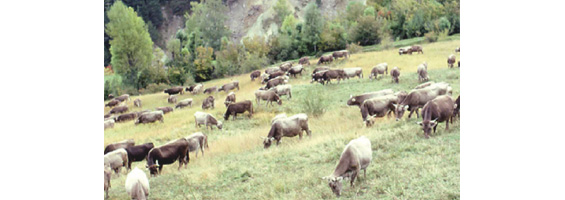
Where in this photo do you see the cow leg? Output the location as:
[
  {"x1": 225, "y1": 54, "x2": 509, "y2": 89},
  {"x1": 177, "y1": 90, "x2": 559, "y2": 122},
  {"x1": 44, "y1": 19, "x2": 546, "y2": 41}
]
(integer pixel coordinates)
[
  {"x1": 408, "y1": 109, "x2": 415, "y2": 119},
  {"x1": 446, "y1": 118, "x2": 450, "y2": 130},
  {"x1": 159, "y1": 165, "x2": 163, "y2": 174},
  {"x1": 415, "y1": 109, "x2": 420, "y2": 118},
  {"x1": 128, "y1": 160, "x2": 132, "y2": 170},
  {"x1": 364, "y1": 169, "x2": 367, "y2": 178},
  {"x1": 350, "y1": 170, "x2": 358, "y2": 187}
]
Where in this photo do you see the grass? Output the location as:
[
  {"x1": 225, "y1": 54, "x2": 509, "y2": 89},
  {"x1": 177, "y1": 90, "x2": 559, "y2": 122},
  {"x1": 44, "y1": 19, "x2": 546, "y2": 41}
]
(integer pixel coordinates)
[{"x1": 104, "y1": 39, "x2": 460, "y2": 199}]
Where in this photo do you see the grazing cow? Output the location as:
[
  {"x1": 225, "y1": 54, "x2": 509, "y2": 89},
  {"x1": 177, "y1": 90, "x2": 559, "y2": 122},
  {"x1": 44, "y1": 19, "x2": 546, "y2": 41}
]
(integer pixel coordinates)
[
  {"x1": 194, "y1": 111, "x2": 223, "y2": 130},
  {"x1": 260, "y1": 73, "x2": 270, "y2": 84},
  {"x1": 156, "y1": 106, "x2": 173, "y2": 114},
  {"x1": 203, "y1": 86, "x2": 217, "y2": 94},
  {"x1": 218, "y1": 81, "x2": 240, "y2": 92},
  {"x1": 135, "y1": 110, "x2": 151, "y2": 116},
  {"x1": 266, "y1": 71, "x2": 286, "y2": 82},
  {"x1": 298, "y1": 56, "x2": 310, "y2": 65},
  {"x1": 125, "y1": 167, "x2": 150, "y2": 200},
  {"x1": 342, "y1": 67, "x2": 363, "y2": 79},
  {"x1": 146, "y1": 138, "x2": 190, "y2": 176},
  {"x1": 323, "y1": 136, "x2": 372, "y2": 197},
  {"x1": 361, "y1": 94, "x2": 400, "y2": 126},
  {"x1": 265, "y1": 76, "x2": 288, "y2": 89},
  {"x1": 347, "y1": 89, "x2": 394, "y2": 107},
  {"x1": 202, "y1": 96, "x2": 215, "y2": 110},
  {"x1": 318, "y1": 55, "x2": 334, "y2": 65},
  {"x1": 109, "y1": 105, "x2": 128, "y2": 115},
  {"x1": 104, "y1": 119, "x2": 115, "y2": 130},
  {"x1": 398, "y1": 46, "x2": 411, "y2": 55},
  {"x1": 269, "y1": 84, "x2": 292, "y2": 100},
  {"x1": 455, "y1": 47, "x2": 460, "y2": 52},
  {"x1": 115, "y1": 94, "x2": 130, "y2": 102},
  {"x1": 108, "y1": 94, "x2": 115, "y2": 99},
  {"x1": 115, "y1": 112, "x2": 137, "y2": 123},
  {"x1": 224, "y1": 100, "x2": 253, "y2": 120},
  {"x1": 104, "y1": 139, "x2": 135, "y2": 154},
  {"x1": 189, "y1": 84, "x2": 203, "y2": 94},
  {"x1": 167, "y1": 95, "x2": 177, "y2": 104},
  {"x1": 105, "y1": 99, "x2": 120, "y2": 107},
  {"x1": 265, "y1": 67, "x2": 282, "y2": 74},
  {"x1": 453, "y1": 95, "x2": 460, "y2": 120},
  {"x1": 393, "y1": 83, "x2": 452, "y2": 120},
  {"x1": 262, "y1": 113, "x2": 311, "y2": 149},
  {"x1": 175, "y1": 98, "x2": 193, "y2": 109},
  {"x1": 318, "y1": 69, "x2": 344, "y2": 85},
  {"x1": 255, "y1": 90, "x2": 282, "y2": 106},
  {"x1": 104, "y1": 168, "x2": 111, "y2": 199},
  {"x1": 369, "y1": 63, "x2": 388, "y2": 80},
  {"x1": 332, "y1": 50, "x2": 349, "y2": 60},
  {"x1": 279, "y1": 62, "x2": 292, "y2": 72},
  {"x1": 104, "y1": 148, "x2": 128, "y2": 175},
  {"x1": 447, "y1": 54, "x2": 456, "y2": 68},
  {"x1": 250, "y1": 70, "x2": 261, "y2": 81},
  {"x1": 124, "y1": 143, "x2": 155, "y2": 170},
  {"x1": 311, "y1": 70, "x2": 328, "y2": 83},
  {"x1": 185, "y1": 132, "x2": 209, "y2": 158},
  {"x1": 134, "y1": 98, "x2": 142, "y2": 107},
  {"x1": 287, "y1": 64, "x2": 304, "y2": 77},
  {"x1": 164, "y1": 86, "x2": 184, "y2": 95},
  {"x1": 390, "y1": 67, "x2": 400, "y2": 83},
  {"x1": 410, "y1": 45, "x2": 424, "y2": 54},
  {"x1": 417, "y1": 62, "x2": 429, "y2": 82},
  {"x1": 224, "y1": 92, "x2": 236, "y2": 107},
  {"x1": 135, "y1": 111, "x2": 164, "y2": 125},
  {"x1": 417, "y1": 95, "x2": 455, "y2": 138},
  {"x1": 313, "y1": 67, "x2": 330, "y2": 74}
]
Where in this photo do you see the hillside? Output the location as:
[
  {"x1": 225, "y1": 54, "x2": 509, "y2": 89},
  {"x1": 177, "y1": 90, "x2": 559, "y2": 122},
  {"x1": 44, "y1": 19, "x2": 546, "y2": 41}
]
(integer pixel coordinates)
[{"x1": 104, "y1": 39, "x2": 460, "y2": 199}]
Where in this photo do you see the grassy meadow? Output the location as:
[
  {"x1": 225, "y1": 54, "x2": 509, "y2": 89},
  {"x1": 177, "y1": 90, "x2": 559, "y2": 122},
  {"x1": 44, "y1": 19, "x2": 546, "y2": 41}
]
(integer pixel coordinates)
[{"x1": 104, "y1": 39, "x2": 460, "y2": 199}]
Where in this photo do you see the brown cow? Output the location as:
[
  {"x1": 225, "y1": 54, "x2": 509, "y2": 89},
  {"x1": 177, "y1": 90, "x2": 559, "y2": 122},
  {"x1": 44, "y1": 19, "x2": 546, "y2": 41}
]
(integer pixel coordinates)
[
  {"x1": 455, "y1": 47, "x2": 460, "y2": 52},
  {"x1": 262, "y1": 113, "x2": 311, "y2": 149},
  {"x1": 133, "y1": 98, "x2": 142, "y2": 107},
  {"x1": 417, "y1": 62, "x2": 429, "y2": 82},
  {"x1": 265, "y1": 76, "x2": 288, "y2": 89},
  {"x1": 250, "y1": 70, "x2": 261, "y2": 81},
  {"x1": 458, "y1": 60, "x2": 460, "y2": 68},
  {"x1": 167, "y1": 95, "x2": 177, "y2": 104},
  {"x1": 146, "y1": 138, "x2": 190, "y2": 176},
  {"x1": 224, "y1": 100, "x2": 253, "y2": 120},
  {"x1": 393, "y1": 83, "x2": 451, "y2": 120},
  {"x1": 124, "y1": 143, "x2": 155, "y2": 170},
  {"x1": 104, "y1": 139, "x2": 135, "y2": 155},
  {"x1": 105, "y1": 99, "x2": 120, "y2": 107},
  {"x1": 313, "y1": 67, "x2": 330, "y2": 74},
  {"x1": 369, "y1": 63, "x2": 388, "y2": 80},
  {"x1": 155, "y1": 107, "x2": 173, "y2": 114},
  {"x1": 390, "y1": 67, "x2": 400, "y2": 83},
  {"x1": 298, "y1": 56, "x2": 310, "y2": 65},
  {"x1": 311, "y1": 70, "x2": 328, "y2": 83},
  {"x1": 318, "y1": 69, "x2": 344, "y2": 85},
  {"x1": 332, "y1": 50, "x2": 349, "y2": 59},
  {"x1": 410, "y1": 45, "x2": 423, "y2": 54},
  {"x1": 265, "y1": 67, "x2": 281, "y2": 74},
  {"x1": 175, "y1": 98, "x2": 193, "y2": 109},
  {"x1": 218, "y1": 81, "x2": 240, "y2": 92},
  {"x1": 203, "y1": 86, "x2": 217, "y2": 94},
  {"x1": 417, "y1": 95, "x2": 455, "y2": 138},
  {"x1": 287, "y1": 64, "x2": 304, "y2": 78},
  {"x1": 202, "y1": 96, "x2": 215, "y2": 110},
  {"x1": 224, "y1": 92, "x2": 236, "y2": 107},
  {"x1": 115, "y1": 112, "x2": 138, "y2": 123},
  {"x1": 164, "y1": 86, "x2": 184, "y2": 95},
  {"x1": 360, "y1": 94, "x2": 400, "y2": 126},
  {"x1": 185, "y1": 132, "x2": 209, "y2": 158},
  {"x1": 447, "y1": 54, "x2": 456, "y2": 68},
  {"x1": 109, "y1": 105, "x2": 128, "y2": 115},
  {"x1": 318, "y1": 55, "x2": 334, "y2": 65},
  {"x1": 135, "y1": 111, "x2": 165, "y2": 125},
  {"x1": 279, "y1": 62, "x2": 292, "y2": 72},
  {"x1": 255, "y1": 90, "x2": 282, "y2": 107},
  {"x1": 347, "y1": 89, "x2": 394, "y2": 107},
  {"x1": 453, "y1": 95, "x2": 460, "y2": 120},
  {"x1": 115, "y1": 94, "x2": 130, "y2": 102}
]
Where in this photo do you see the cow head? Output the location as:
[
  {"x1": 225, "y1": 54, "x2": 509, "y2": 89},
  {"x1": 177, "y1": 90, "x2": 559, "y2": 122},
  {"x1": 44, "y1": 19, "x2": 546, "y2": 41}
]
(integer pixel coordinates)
[
  {"x1": 263, "y1": 137, "x2": 275, "y2": 149},
  {"x1": 347, "y1": 95, "x2": 355, "y2": 106},
  {"x1": 365, "y1": 115, "x2": 376, "y2": 127},
  {"x1": 322, "y1": 176, "x2": 343, "y2": 197},
  {"x1": 417, "y1": 119, "x2": 437, "y2": 138},
  {"x1": 393, "y1": 104, "x2": 409, "y2": 121},
  {"x1": 216, "y1": 121, "x2": 223, "y2": 130},
  {"x1": 147, "y1": 160, "x2": 160, "y2": 176}
]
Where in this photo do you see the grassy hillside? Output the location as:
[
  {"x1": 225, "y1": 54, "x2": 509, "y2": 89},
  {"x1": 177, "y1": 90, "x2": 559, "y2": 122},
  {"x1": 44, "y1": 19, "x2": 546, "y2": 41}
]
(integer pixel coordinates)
[{"x1": 104, "y1": 39, "x2": 460, "y2": 199}]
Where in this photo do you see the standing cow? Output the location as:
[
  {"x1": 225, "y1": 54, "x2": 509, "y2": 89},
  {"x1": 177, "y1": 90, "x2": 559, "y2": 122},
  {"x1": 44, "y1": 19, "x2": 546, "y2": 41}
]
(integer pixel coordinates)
[
  {"x1": 203, "y1": 86, "x2": 217, "y2": 94},
  {"x1": 255, "y1": 90, "x2": 282, "y2": 107},
  {"x1": 332, "y1": 50, "x2": 349, "y2": 60},
  {"x1": 250, "y1": 70, "x2": 261, "y2": 81},
  {"x1": 298, "y1": 56, "x2": 310, "y2": 65},
  {"x1": 104, "y1": 148, "x2": 128, "y2": 175},
  {"x1": 125, "y1": 143, "x2": 155, "y2": 170},
  {"x1": 369, "y1": 63, "x2": 388, "y2": 80},
  {"x1": 361, "y1": 94, "x2": 399, "y2": 126},
  {"x1": 194, "y1": 111, "x2": 223, "y2": 130},
  {"x1": 156, "y1": 106, "x2": 174, "y2": 114},
  {"x1": 202, "y1": 96, "x2": 215, "y2": 110},
  {"x1": 146, "y1": 138, "x2": 190, "y2": 176},
  {"x1": 185, "y1": 132, "x2": 209, "y2": 158},
  {"x1": 104, "y1": 119, "x2": 115, "y2": 130},
  {"x1": 417, "y1": 62, "x2": 429, "y2": 82},
  {"x1": 175, "y1": 98, "x2": 193, "y2": 109},
  {"x1": 224, "y1": 92, "x2": 236, "y2": 107},
  {"x1": 218, "y1": 81, "x2": 240, "y2": 92},
  {"x1": 347, "y1": 89, "x2": 394, "y2": 107},
  {"x1": 342, "y1": 67, "x2": 363, "y2": 79},
  {"x1": 167, "y1": 95, "x2": 178, "y2": 104},
  {"x1": 417, "y1": 95, "x2": 455, "y2": 138},
  {"x1": 269, "y1": 84, "x2": 292, "y2": 100},
  {"x1": 109, "y1": 105, "x2": 128, "y2": 115},
  {"x1": 393, "y1": 82, "x2": 452, "y2": 120},
  {"x1": 318, "y1": 55, "x2": 334, "y2": 65},
  {"x1": 447, "y1": 54, "x2": 456, "y2": 68},
  {"x1": 104, "y1": 139, "x2": 135, "y2": 154},
  {"x1": 133, "y1": 98, "x2": 142, "y2": 107},
  {"x1": 224, "y1": 100, "x2": 253, "y2": 120},
  {"x1": 164, "y1": 86, "x2": 184, "y2": 95},
  {"x1": 135, "y1": 111, "x2": 164, "y2": 125},
  {"x1": 287, "y1": 64, "x2": 304, "y2": 78},
  {"x1": 263, "y1": 113, "x2": 312, "y2": 149},
  {"x1": 390, "y1": 67, "x2": 400, "y2": 84},
  {"x1": 105, "y1": 99, "x2": 120, "y2": 107}
]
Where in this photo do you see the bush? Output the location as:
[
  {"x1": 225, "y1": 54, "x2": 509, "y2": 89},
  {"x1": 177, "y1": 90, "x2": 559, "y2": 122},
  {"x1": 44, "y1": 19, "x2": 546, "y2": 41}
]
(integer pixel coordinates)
[
  {"x1": 347, "y1": 42, "x2": 363, "y2": 54},
  {"x1": 300, "y1": 88, "x2": 328, "y2": 117},
  {"x1": 424, "y1": 31, "x2": 439, "y2": 43},
  {"x1": 241, "y1": 53, "x2": 269, "y2": 73},
  {"x1": 140, "y1": 83, "x2": 170, "y2": 94}
]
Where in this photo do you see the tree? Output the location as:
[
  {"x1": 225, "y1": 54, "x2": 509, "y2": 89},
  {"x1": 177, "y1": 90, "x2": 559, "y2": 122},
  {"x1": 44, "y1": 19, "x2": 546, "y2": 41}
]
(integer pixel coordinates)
[
  {"x1": 193, "y1": 46, "x2": 214, "y2": 82},
  {"x1": 280, "y1": 14, "x2": 298, "y2": 35},
  {"x1": 349, "y1": 16, "x2": 382, "y2": 45},
  {"x1": 106, "y1": 1, "x2": 154, "y2": 89},
  {"x1": 274, "y1": 0, "x2": 291, "y2": 25},
  {"x1": 302, "y1": 2, "x2": 324, "y2": 53},
  {"x1": 185, "y1": 0, "x2": 230, "y2": 52}
]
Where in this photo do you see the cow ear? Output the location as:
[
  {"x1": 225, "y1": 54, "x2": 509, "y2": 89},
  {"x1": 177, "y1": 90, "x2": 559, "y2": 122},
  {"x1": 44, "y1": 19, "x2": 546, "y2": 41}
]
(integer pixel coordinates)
[{"x1": 417, "y1": 122, "x2": 423, "y2": 126}]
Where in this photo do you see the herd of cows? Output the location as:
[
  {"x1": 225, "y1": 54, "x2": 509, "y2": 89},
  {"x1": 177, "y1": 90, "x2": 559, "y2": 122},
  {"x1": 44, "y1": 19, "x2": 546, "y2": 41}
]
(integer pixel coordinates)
[{"x1": 104, "y1": 45, "x2": 460, "y2": 199}]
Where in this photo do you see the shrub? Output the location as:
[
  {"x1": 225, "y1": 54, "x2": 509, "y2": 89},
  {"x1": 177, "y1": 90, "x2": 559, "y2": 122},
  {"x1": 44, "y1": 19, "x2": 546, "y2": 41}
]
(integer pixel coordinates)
[
  {"x1": 241, "y1": 53, "x2": 268, "y2": 73},
  {"x1": 300, "y1": 88, "x2": 328, "y2": 117},
  {"x1": 347, "y1": 42, "x2": 363, "y2": 54},
  {"x1": 141, "y1": 83, "x2": 170, "y2": 94},
  {"x1": 424, "y1": 31, "x2": 439, "y2": 43}
]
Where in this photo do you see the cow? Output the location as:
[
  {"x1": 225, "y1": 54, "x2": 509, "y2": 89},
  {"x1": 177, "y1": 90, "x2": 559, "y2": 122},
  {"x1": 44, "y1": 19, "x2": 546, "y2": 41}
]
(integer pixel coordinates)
[
  {"x1": 104, "y1": 148, "x2": 128, "y2": 175},
  {"x1": 115, "y1": 112, "x2": 137, "y2": 123},
  {"x1": 458, "y1": 60, "x2": 460, "y2": 68},
  {"x1": 185, "y1": 132, "x2": 209, "y2": 158},
  {"x1": 369, "y1": 63, "x2": 388, "y2": 80},
  {"x1": 194, "y1": 111, "x2": 223, "y2": 130},
  {"x1": 260, "y1": 73, "x2": 270, "y2": 84},
  {"x1": 224, "y1": 92, "x2": 236, "y2": 107},
  {"x1": 317, "y1": 55, "x2": 334, "y2": 65},
  {"x1": 255, "y1": 90, "x2": 282, "y2": 107},
  {"x1": 203, "y1": 86, "x2": 217, "y2": 94},
  {"x1": 188, "y1": 84, "x2": 203, "y2": 94},
  {"x1": 202, "y1": 96, "x2": 215, "y2": 110},
  {"x1": 447, "y1": 54, "x2": 456, "y2": 68},
  {"x1": 287, "y1": 64, "x2": 304, "y2": 77},
  {"x1": 164, "y1": 86, "x2": 184, "y2": 95},
  {"x1": 175, "y1": 98, "x2": 193, "y2": 109},
  {"x1": 262, "y1": 113, "x2": 311, "y2": 149},
  {"x1": 266, "y1": 71, "x2": 286, "y2": 82},
  {"x1": 322, "y1": 136, "x2": 372, "y2": 197},
  {"x1": 265, "y1": 66, "x2": 281, "y2": 74},
  {"x1": 104, "y1": 139, "x2": 135, "y2": 154},
  {"x1": 155, "y1": 106, "x2": 173, "y2": 114},
  {"x1": 109, "y1": 105, "x2": 128, "y2": 115},
  {"x1": 393, "y1": 83, "x2": 452, "y2": 120},
  {"x1": 135, "y1": 111, "x2": 164, "y2": 125},
  {"x1": 250, "y1": 70, "x2": 261, "y2": 81},
  {"x1": 105, "y1": 99, "x2": 120, "y2": 107},
  {"x1": 134, "y1": 98, "x2": 142, "y2": 107},
  {"x1": 342, "y1": 67, "x2": 363, "y2": 79},
  {"x1": 414, "y1": 82, "x2": 452, "y2": 95},
  {"x1": 218, "y1": 81, "x2": 240, "y2": 92},
  {"x1": 332, "y1": 50, "x2": 349, "y2": 59},
  {"x1": 224, "y1": 100, "x2": 253, "y2": 120},
  {"x1": 417, "y1": 95, "x2": 455, "y2": 138},
  {"x1": 361, "y1": 94, "x2": 399, "y2": 126},
  {"x1": 279, "y1": 62, "x2": 292, "y2": 72},
  {"x1": 124, "y1": 143, "x2": 155, "y2": 170},
  {"x1": 417, "y1": 62, "x2": 429, "y2": 82},
  {"x1": 318, "y1": 69, "x2": 344, "y2": 85},
  {"x1": 146, "y1": 138, "x2": 190, "y2": 176},
  {"x1": 167, "y1": 95, "x2": 177, "y2": 104},
  {"x1": 311, "y1": 70, "x2": 328, "y2": 83},
  {"x1": 313, "y1": 67, "x2": 330, "y2": 74},
  {"x1": 347, "y1": 89, "x2": 394, "y2": 107},
  {"x1": 298, "y1": 56, "x2": 310, "y2": 65},
  {"x1": 135, "y1": 110, "x2": 151, "y2": 116},
  {"x1": 265, "y1": 76, "x2": 288, "y2": 89},
  {"x1": 104, "y1": 168, "x2": 111, "y2": 199},
  {"x1": 453, "y1": 95, "x2": 460, "y2": 120},
  {"x1": 104, "y1": 119, "x2": 115, "y2": 130},
  {"x1": 410, "y1": 45, "x2": 424, "y2": 54},
  {"x1": 269, "y1": 84, "x2": 292, "y2": 100},
  {"x1": 115, "y1": 94, "x2": 130, "y2": 102},
  {"x1": 455, "y1": 47, "x2": 460, "y2": 52},
  {"x1": 108, "y1": 94, "x2": 115, "y2": 99},
  {"x1": 398, "y1": 46, "x2": 411, "y2": 55},
  {"x1": 390, "y1": 67, "x2": 400, "y2": 84},
  {"x1": 125, "y1": 167, "x2": 150, "y2": 200}
]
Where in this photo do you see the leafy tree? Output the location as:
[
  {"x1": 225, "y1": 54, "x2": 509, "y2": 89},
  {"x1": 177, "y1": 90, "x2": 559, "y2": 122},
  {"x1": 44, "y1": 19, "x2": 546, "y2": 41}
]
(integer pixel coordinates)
[
  {"x1": 106, "y1": 1, "x2": 154, "y2": 89},
  {"x1": 364, "y1": 6, "x2": 376, "y2": 17},
  {"x1": 215, "y1": 42, "x2": 244, "y2": 77},
  {"x1": 243, "y1": 36, "x2": 269, "y2": 58},
  {"x1": 346, "y1": 1, "x2": 365, "y2": 23},
  {"x1": 302, "y1": 2, "x2": 324, "y2": 53},
  {"x1": 320, "y1": 19, "x2": 347, "y2": 51},
  {"x1": 280, "y1": 14, "x2": 298, "y2": 35},
  {"x1": 349, "y1": 16, "x2": 382, "y2": 45},
  {"x1": 193, "y1": 46, "x2": 214, "y2": 81},
  {"x1": 274, "y1": 0, "x2": 291, "y2": 25},
  {"x1": 185, "y1": 0, "x2": 230, "y2": 52}
]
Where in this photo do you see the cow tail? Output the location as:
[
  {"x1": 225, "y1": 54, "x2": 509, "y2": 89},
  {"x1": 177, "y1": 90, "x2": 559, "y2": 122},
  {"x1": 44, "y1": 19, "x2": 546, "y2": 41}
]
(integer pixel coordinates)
[{"x1": 134, "y1": 181, "x2": 146, "y2": 200}]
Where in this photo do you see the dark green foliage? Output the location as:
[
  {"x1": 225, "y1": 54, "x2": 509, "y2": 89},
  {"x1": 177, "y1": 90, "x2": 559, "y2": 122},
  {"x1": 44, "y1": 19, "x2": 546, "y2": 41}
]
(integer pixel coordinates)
[
  {"x1": 301, "y1": 2, "x2": 324, "y2": 53},
  {"x1": 185, "y1": 0, "x2": 230, "y2": 52},
  {"x1": 274, "y1": 0, "x2": 291, "y2": 25},
  {"x1": 349, "y1": 16, "x2": 382, "y2": 45},
  {"x1": 320, "y1": 19, "x2": 347, "y2": 52}
]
